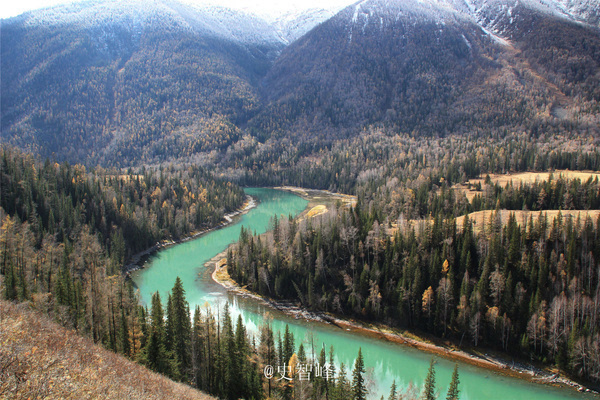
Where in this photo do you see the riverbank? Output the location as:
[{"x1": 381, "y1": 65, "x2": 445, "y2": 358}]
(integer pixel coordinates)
[
  {"x1": 211, "y1": 258, "x2": 597, "y2": 395},
  {"x1": 123, "y1": 195, "x2": 256, "y2": 275},
  {"x1": 272, "y1": 186, "x2": 357, "y2": 223},
  {"x1": 207, "y1": 190, "x2": 597, "y2": 396},
  {"x1": 275, "y1": 186, "x2": 357, "y2": 209}
]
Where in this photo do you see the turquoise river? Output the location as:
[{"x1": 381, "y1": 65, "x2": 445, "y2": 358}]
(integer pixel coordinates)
[{"x1": 131, "y1": 188, "x2": 595, "y2": 399}]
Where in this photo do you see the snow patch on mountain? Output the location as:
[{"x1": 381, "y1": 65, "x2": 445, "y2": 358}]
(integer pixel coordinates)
[
  {"x1": 462, "y1": 0, "x2": 599, "y2": 32},
  {"x1": 9, "y1": 0, "x2": 286, "y2": 47},
  {"x1": 272, "y1": 8, "x2": 338, "y2": 44}
]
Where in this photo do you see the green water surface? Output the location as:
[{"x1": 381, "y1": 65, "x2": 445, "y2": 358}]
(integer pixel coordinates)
[{"x1": 131, "y1": 188, "x2": 594, "y2": 399}]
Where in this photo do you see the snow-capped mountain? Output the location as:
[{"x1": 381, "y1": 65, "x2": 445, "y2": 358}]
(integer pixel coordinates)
[
  {"x1": 272, "y1": 8, "x2": 340, "y2": 44},
  {"x1": 459, "y1": 0, "x2": 599, "y2": 37},
  {"x1": 333, "y1": 0, "x2": 598, "y2": 38},
  {"x1": 462, "y1": 0, "x2": 599, "y2": 29},
  {"x1": 1, "y1": 0, "x2": 598, "y2": 165},
  {"x1": 10, "y1": 0, "x2": 286, "y2": 47},
  {"x1": 257, "y1": 0, "x2": 599, "y2": 141}
]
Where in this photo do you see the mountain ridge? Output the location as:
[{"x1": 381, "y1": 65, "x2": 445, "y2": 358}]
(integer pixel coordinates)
[{"x1": 1, "y1": 0, "x2": 598, "y2": 166}]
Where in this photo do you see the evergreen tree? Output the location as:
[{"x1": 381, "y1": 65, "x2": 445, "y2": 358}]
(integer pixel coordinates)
[
  {"x1": 191, "y1": 305, "x2": 204, "y2": 389},
  {"x1": 352, "y1": 347, "x2": 367, "y2": 400},
  {"x1": 259, "y1": 320, "x2": 275, "y2": 398},
  {"x1": 388, "y1": 380, "x2": 397, "y2": 400},
  {"x1": 146, "y1": 291, "x2": 168, "y2": 374},
  {"x1": 422, "y1": 358, "x2": 436, "y2": 400},
  {"x1": 234, "y1": 314, "x2": 247, "y2": 399},
  {"x1": 281, "y1": 324, "x2": 295, "y2": 400},
  {"x1": 335, "y1": 362, "x2": 352, "y2": 400},
  {"x1": 283, "y1": 324, "x2": 295, "y2": 366},
  {"x1": 169, "y1": 277, "x2": 192, "y2": 381},
  {"x1": 315, "y1": 346, "x2": 327, "y2": 399},
  {"x1": 221, "y1": 303, "x2": 236, "y2": 399},
  {"x1": 446, "y1": 364, "x2": 460, "y2": 400},
  {"x1": 120, "y1": 307, "x2": 130, "y2": 356}
]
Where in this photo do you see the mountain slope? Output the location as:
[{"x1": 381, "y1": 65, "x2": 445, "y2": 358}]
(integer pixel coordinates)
[
  {"x1": 1, "y1": 0, "x2": 285, "y2": 165},
  {"x1": 252, "y1": 0, "x2": 599, "y2": 143},
  {"x1": 1, "y1": 0, "x2": 599, "y2": 166},
  {"x1": 272, "y1": 7, "x2": 339, "y2": 44},
  {"x1": 463, "y1": 0, "x2": 600, "y2": 101}
]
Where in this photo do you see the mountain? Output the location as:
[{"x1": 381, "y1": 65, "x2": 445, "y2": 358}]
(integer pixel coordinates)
[
  {"x1": 463, "y1": 0, "x2": 600, "y2": 31},
  {"x1": 1, "y1": 0, "x2": 285, "y2": 165},
  {"x1": 272, "y1": 7, "x2": 339, "y2": 44},
  {"x1": 1, "y1": 0, "x2": 599, "y2": 166},
  {"x1": 254, "y1": 0, "x2": 600, "y2": 142}
]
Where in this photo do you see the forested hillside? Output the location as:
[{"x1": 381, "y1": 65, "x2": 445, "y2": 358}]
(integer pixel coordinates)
[
  {"x1": 0, "y1": 146, "x2": 243, "y2": 336},
  {"x1": 0, "y1": 299, "x2": 215, "y2": 400},
  {"x1": 225, "y1": 130, "x2": 600, "y2": 384},
  {"x1": 1, "y1": 0, "x2": 599, "y2": 167},
  {"x1": 229, "y1": 175, "x2": 600, "y2": 383},
  {"x1": 0, "y1": 0, "x2": 284, "y2": 166},
  {"x1": 256, "y1": 0, "x2": 600, "y2": 144},
  {"x1": 0, "y1": 148, "x2": 448, "y2": 399}
]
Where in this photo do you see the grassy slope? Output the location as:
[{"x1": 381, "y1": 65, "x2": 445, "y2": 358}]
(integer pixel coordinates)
[
  {"x1": 0, "y1": 299, "x2": 213, "y2": 400},
  {"x1": 453, "y1": 170, "x2": 600, "y2": 201}
]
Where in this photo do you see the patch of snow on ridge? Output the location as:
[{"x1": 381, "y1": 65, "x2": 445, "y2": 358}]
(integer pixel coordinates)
[
  {"x1": 13, "y1": 0, "x2": 286, "y2": 46},
  {"x1": 272, "y1": 7, "x2": 337, "y2": 44}
]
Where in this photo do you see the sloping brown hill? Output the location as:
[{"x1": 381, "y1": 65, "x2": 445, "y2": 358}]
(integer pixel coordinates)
[{"x1": 0, "y1": 299, "x2": 214, "y2": 400}]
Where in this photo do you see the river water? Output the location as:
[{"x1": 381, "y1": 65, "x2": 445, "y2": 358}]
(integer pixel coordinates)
[{"x1": 131, "y1": 188, "x2": 594, "y2": 399}]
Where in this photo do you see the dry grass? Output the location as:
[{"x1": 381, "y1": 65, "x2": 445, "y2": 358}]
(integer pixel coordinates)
[
  {"x1": 306, "y1": 205, "x2": 327, "y2": 218},
  {"x1": 455, "y1": 209, "x2": 600, "y2": 234},
  {"x1": 0, "y1": 300, "x2": 214, "y2": 400},
  {"x1": 454, "y1": 170, "x2": 600, "y2": 201},
  {"x1": 388, "y1": 210, "x2": 599, "y2": 237}
]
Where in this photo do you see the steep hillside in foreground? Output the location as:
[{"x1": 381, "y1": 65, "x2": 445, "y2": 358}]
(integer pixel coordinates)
[{"x1": 0, "y1": 299, "x2": 214, "y2": 400}]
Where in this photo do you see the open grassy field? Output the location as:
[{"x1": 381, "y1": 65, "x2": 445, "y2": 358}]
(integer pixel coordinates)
[
  {"x1": 388, "y1": 210, "x2": 599, "y2": 237},
  {"x1": 0, "y1": 299, "x2": 214, "y2": 400},
  {"x1": 455, "y1": 209, "x2": 600, "y2": 233},
  {"x1": 453, "y1": 170, "x2": 600, "y2": 201}
]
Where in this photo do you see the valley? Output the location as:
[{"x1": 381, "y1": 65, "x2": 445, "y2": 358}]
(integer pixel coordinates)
[{"x1": 1, "y1": 0, "x2": 600, "y2": 398}]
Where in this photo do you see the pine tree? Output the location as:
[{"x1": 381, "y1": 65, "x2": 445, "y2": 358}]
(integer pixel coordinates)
[
  {"x1": 120, "y1": 307, "x2": 130, "y2": 356},
  {"x1": 221, "y1": 303, "x2": 236, "y2": 399},
  {"x1": 446, "y1": 364, "x2": 460, "y2": 400},
  {"x1": 146, "y1": 291, "x2": 168, "y2": 374},
  {"x1": 234, "y1": 314, "x2": 247, "y2": 399},
  {"x1": 335, "y1": 362, "x2": 352, "y2": 400},
  {"x1": 283, "y1": 324, "x2": 295, "y2": 366},
  {"x1": 352, "y1": 347, "x2": 367, "y2": 400},
  {"x1": 422, "y1": 358, "x2": 436, "y2": 400},
  {"x1": 191, "y1": 305, "x2": 204, "y2": 389},
  {"x1": 4, "y1": 262, "x2": 17, "y2": 300},
  {"x1": 298, "y1": 343, "x2": 306, "y2": 363},
  {"x1": 315, "y1": 346, "x2": 327, "y2": 398},
  {"x1": 169, "y1": 277, "x2": 192, "y2": 381},
  {"x1": 281, "y1": 324, "x2": 295, "y2": 400},
  {"x1": 388, "y1": 380, "x2": 397, "y2": 400},
  {"x1": 259, "y1": 321, "x2": 275, "y2": 398}
]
